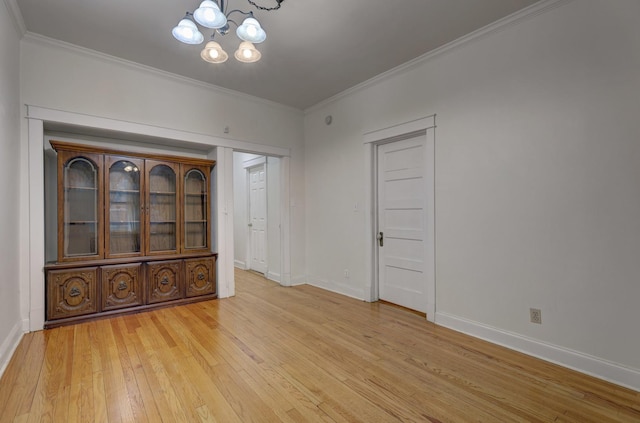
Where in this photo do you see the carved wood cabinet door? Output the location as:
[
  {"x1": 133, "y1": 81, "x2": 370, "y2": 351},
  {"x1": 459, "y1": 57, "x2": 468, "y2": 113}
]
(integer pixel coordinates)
[
  {"x1": 102, "y1": 263, "x2": 143, "y2": 311},
  {"x1": 147, "y1": 260, "x2": 183, "y2": 304},
  {"x1": 47, "y1": 267, "x2": 98, "y2": 319},
  {"x1": 185, "y1": 257, "x2": 216, "y2": 298}
]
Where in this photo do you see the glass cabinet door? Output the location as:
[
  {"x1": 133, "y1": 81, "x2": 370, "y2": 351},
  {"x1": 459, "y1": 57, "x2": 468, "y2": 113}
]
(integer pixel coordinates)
[
  {"x1": 184, "y1": 166, "x2": 209, "y2": 252},
  {"x1": 146, "y1": 161, "x2": 180, "y2": 254},
  {"x1": 59, "y1": 152, "x2": 103, "y2": 261},
  {"x1": 106, "y1": 157, "x2": 143, "y2": 257}
]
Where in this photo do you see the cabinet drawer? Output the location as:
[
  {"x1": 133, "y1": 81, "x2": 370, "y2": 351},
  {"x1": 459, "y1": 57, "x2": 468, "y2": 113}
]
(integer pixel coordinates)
[
  {"x1": 185, "y1": 257, "x2": 216, "y2": 298},
  {"x1": 102, "y1": 263, "x2": 143, "y2": 311},
  {"x1": 147, "y1": 260, "x2": 183, "y2": 304},
  {"x1": 47, "y1": 267, "x2": 98, "y2": 320}
]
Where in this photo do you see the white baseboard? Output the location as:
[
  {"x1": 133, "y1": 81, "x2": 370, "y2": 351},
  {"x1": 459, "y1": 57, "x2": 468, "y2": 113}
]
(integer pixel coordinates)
[
  {"x1": 306, "y1": 275, "x2": 365, "y2": 301},
  {"x1": 234, "y1": 260, "x2": 247, "y2": 270},
  {"x1": 289, "y1": 275, "x2": 306, "y2": 286},
  {"x1": 266, "y1": 271, "x2": 281, "y2": 283},
  {"x1": 435, "y1": 311, "x2": 640, "y2": 392},
  {"x1": 0, "y1": 320, "x2": 25, "y2": 379}
]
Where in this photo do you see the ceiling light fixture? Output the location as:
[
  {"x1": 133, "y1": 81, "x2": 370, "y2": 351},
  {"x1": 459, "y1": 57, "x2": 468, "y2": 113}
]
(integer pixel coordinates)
[{"x1": 172, "y1": 0, "x2": 283, "y2": 64}]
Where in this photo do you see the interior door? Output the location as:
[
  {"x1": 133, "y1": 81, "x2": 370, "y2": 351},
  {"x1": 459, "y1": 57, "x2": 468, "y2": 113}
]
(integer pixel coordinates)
[
  {"x1": 377, "y1": 135, "x2": 428, "y2": 313},
  {"x1": 248, "y1": 164, "x2": 267, "y2": 274}
]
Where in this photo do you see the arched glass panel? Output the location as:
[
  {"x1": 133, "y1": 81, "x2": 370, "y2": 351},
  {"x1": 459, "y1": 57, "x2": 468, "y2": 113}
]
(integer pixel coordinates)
[
  {"x1": 184, "y1": 169, "x2": 207, "y2": 249},
  {"x1": 109, "y1": 160, "x2": 141, "y2": 254},
  {"x1": 148, "y1": 164, "x2": 177, "y2": 252},
  {"x1": 63, "y1": 158, "x2": 98, "y2": 257}
]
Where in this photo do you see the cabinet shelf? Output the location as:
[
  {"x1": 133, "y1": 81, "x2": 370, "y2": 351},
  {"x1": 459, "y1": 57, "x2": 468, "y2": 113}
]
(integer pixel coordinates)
[
  {"x1": 149, "y1": 191, "x2": 176, "y2": 195},
  {"x1": 66, "y1": 221, "x2": 97, "y2": 225},
  {"x1": 110, "y1": 189, "x2": 140, "y2": 194},
  {"x1": 65, "y1": 186, "x2": 97, "y2": 191}
]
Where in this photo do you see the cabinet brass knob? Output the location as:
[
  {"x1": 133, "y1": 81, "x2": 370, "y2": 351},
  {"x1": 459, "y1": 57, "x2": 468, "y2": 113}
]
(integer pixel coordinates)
[
  {"x1": 117, "y1": 280, "x2": 128, "y2": 290},
  {"x1": 69, "y1": 287, "x2": 81, "y2": 297},
  {"x1": 197, "y1": 272, "x2": 205, "y2": 281},
  {"x1": 160, "y1": 276, "x2": 170, "y2": 285}
]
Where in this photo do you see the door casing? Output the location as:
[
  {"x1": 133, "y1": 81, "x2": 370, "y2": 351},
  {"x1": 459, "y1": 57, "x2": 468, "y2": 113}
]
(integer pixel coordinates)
[{"x1": 363, "y1": 115, "x2": 436, "y2": 321}]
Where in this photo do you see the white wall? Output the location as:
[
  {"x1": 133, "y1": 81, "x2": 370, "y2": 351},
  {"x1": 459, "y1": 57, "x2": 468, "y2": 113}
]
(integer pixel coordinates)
[
  {"x1": 304, "y1": 0, "x2": 640, "y2": 388},
  {"x1": 0, "y1": 0, "x2": 23, "y2": 375}
]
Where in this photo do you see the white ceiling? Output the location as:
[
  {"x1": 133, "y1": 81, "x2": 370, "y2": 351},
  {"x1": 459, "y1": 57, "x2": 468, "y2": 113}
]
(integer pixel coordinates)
[{"x1": 16, "y1": 0, "x2": 540, "y2": 110}]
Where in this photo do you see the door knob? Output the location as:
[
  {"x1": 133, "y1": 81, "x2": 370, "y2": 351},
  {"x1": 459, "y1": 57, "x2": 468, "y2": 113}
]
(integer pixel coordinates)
[
  {"x1": 248, "y1": 223, "x2": 253, "y2": 227},
  {"x1": 377, "y1": 231, "x2": 384, "y2": 247}
]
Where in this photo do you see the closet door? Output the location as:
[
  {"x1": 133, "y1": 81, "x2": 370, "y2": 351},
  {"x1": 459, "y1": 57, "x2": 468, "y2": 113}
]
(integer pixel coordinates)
[
  {"x1": 145, "y1": 160, "x2": 181, "y2": 255},
  {"x1": 105, "y1": 156, "x2": 144, "y2": 258}
]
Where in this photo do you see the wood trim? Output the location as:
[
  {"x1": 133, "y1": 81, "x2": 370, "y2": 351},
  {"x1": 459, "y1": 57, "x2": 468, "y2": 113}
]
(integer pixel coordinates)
[
  {"x1": 44, "y1": 252, "x2": 217, "y2": 270},
  {"x1": 50, "y1": 140, "x2": 216, "y2": 167}
]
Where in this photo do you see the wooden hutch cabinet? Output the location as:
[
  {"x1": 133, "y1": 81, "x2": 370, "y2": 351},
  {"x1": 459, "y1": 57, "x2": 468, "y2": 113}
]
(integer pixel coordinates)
[{"x1": 45, "y1": 141, "x2": 217, "y2": 328}]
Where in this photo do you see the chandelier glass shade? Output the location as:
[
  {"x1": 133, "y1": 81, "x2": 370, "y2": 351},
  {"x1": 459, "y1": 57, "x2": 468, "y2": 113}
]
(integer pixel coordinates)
[
  {"x1": 234, "y1": 41, "x2": 261, "y2": 63},
  {"x1": 236, "y1": 17, "x2": 266, "y2": 43},
  {"x1": 172, "y1": 0, "x2": 282, "y2": 64},
  {"x1": 193, "y1": 1, "x2": 227, "y2": 28},
  {"x1": 172, "y1": 17, "x2": 204, "y2": 44},
  {"x1": 201, "y1": 40, "x2": 229, "y2": 63}
]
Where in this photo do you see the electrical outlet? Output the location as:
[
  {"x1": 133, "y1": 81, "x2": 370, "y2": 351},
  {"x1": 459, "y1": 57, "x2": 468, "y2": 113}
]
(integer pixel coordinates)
[{"x1": 530, "y1": 308, "x2": 542, "y2": 324}]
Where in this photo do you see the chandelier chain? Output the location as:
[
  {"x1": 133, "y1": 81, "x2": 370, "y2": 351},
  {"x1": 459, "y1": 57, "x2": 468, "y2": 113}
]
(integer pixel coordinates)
[{"x1": 246, "y1": 0, "x2": 283, "y2": 11}]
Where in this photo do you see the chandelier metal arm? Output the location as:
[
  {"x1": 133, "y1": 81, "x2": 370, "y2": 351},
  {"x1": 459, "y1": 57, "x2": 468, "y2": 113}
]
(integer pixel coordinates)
[
  {"x1": 247, "y1": 0, "x2": 284, "y2": 11},
  {"x1": 216, "y1": 10, "x2": 253, "y2": 34},
  {"x1": 225, "y1": 9, "x2": 254, "y2": 19}
]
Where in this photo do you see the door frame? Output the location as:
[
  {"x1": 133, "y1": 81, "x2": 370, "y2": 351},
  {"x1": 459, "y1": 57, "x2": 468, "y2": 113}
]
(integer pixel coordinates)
[
  {"x1": 243, "y1": 156, "x2": 268, "y2": 274},
  {"x1": 363, "y1": 115, "x2": 436, "y2": 322}
]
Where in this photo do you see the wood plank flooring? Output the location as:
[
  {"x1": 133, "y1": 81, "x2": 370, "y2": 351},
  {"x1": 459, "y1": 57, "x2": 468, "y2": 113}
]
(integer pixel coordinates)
[{"x1": 1, "y1": 269, "x2": 638, "y2": 422}]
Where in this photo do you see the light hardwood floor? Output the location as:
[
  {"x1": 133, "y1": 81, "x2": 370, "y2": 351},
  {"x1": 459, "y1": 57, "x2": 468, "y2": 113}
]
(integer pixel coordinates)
[{"x1": 1, "y1": 269, "x2": 638, "y2": 422}]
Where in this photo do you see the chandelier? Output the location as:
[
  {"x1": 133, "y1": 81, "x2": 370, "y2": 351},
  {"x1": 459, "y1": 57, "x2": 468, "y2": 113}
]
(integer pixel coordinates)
[{"x1": 172, "y1": 0, "x2": 283, "y2": 64}]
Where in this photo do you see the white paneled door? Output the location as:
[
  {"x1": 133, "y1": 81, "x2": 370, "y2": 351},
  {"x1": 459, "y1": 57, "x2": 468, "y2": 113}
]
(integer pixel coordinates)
[
  {"x1": 377, "y1": 135, "x2": 428, "y2": 313},
  {"x1": 249, "y1": 164, "x2": 267, "y2": 274}
]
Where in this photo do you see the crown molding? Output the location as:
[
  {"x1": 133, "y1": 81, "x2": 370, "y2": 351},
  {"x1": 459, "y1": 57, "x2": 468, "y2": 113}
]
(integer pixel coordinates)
[
  {"x1": 305, "y1": 0, "x2": 574, "y2": 114},
  {"x1": 3, "y1": 0, "x2": 26, "y2": 37},
  {"x1": 21, "y1": 32, "x2": 303, "y2": 115}
]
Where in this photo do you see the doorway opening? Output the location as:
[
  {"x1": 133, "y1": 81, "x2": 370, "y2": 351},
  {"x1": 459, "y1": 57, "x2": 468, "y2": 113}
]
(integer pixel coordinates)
[{"x1": 232, "y1": 152, "x2": 282, "y2": 282}]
